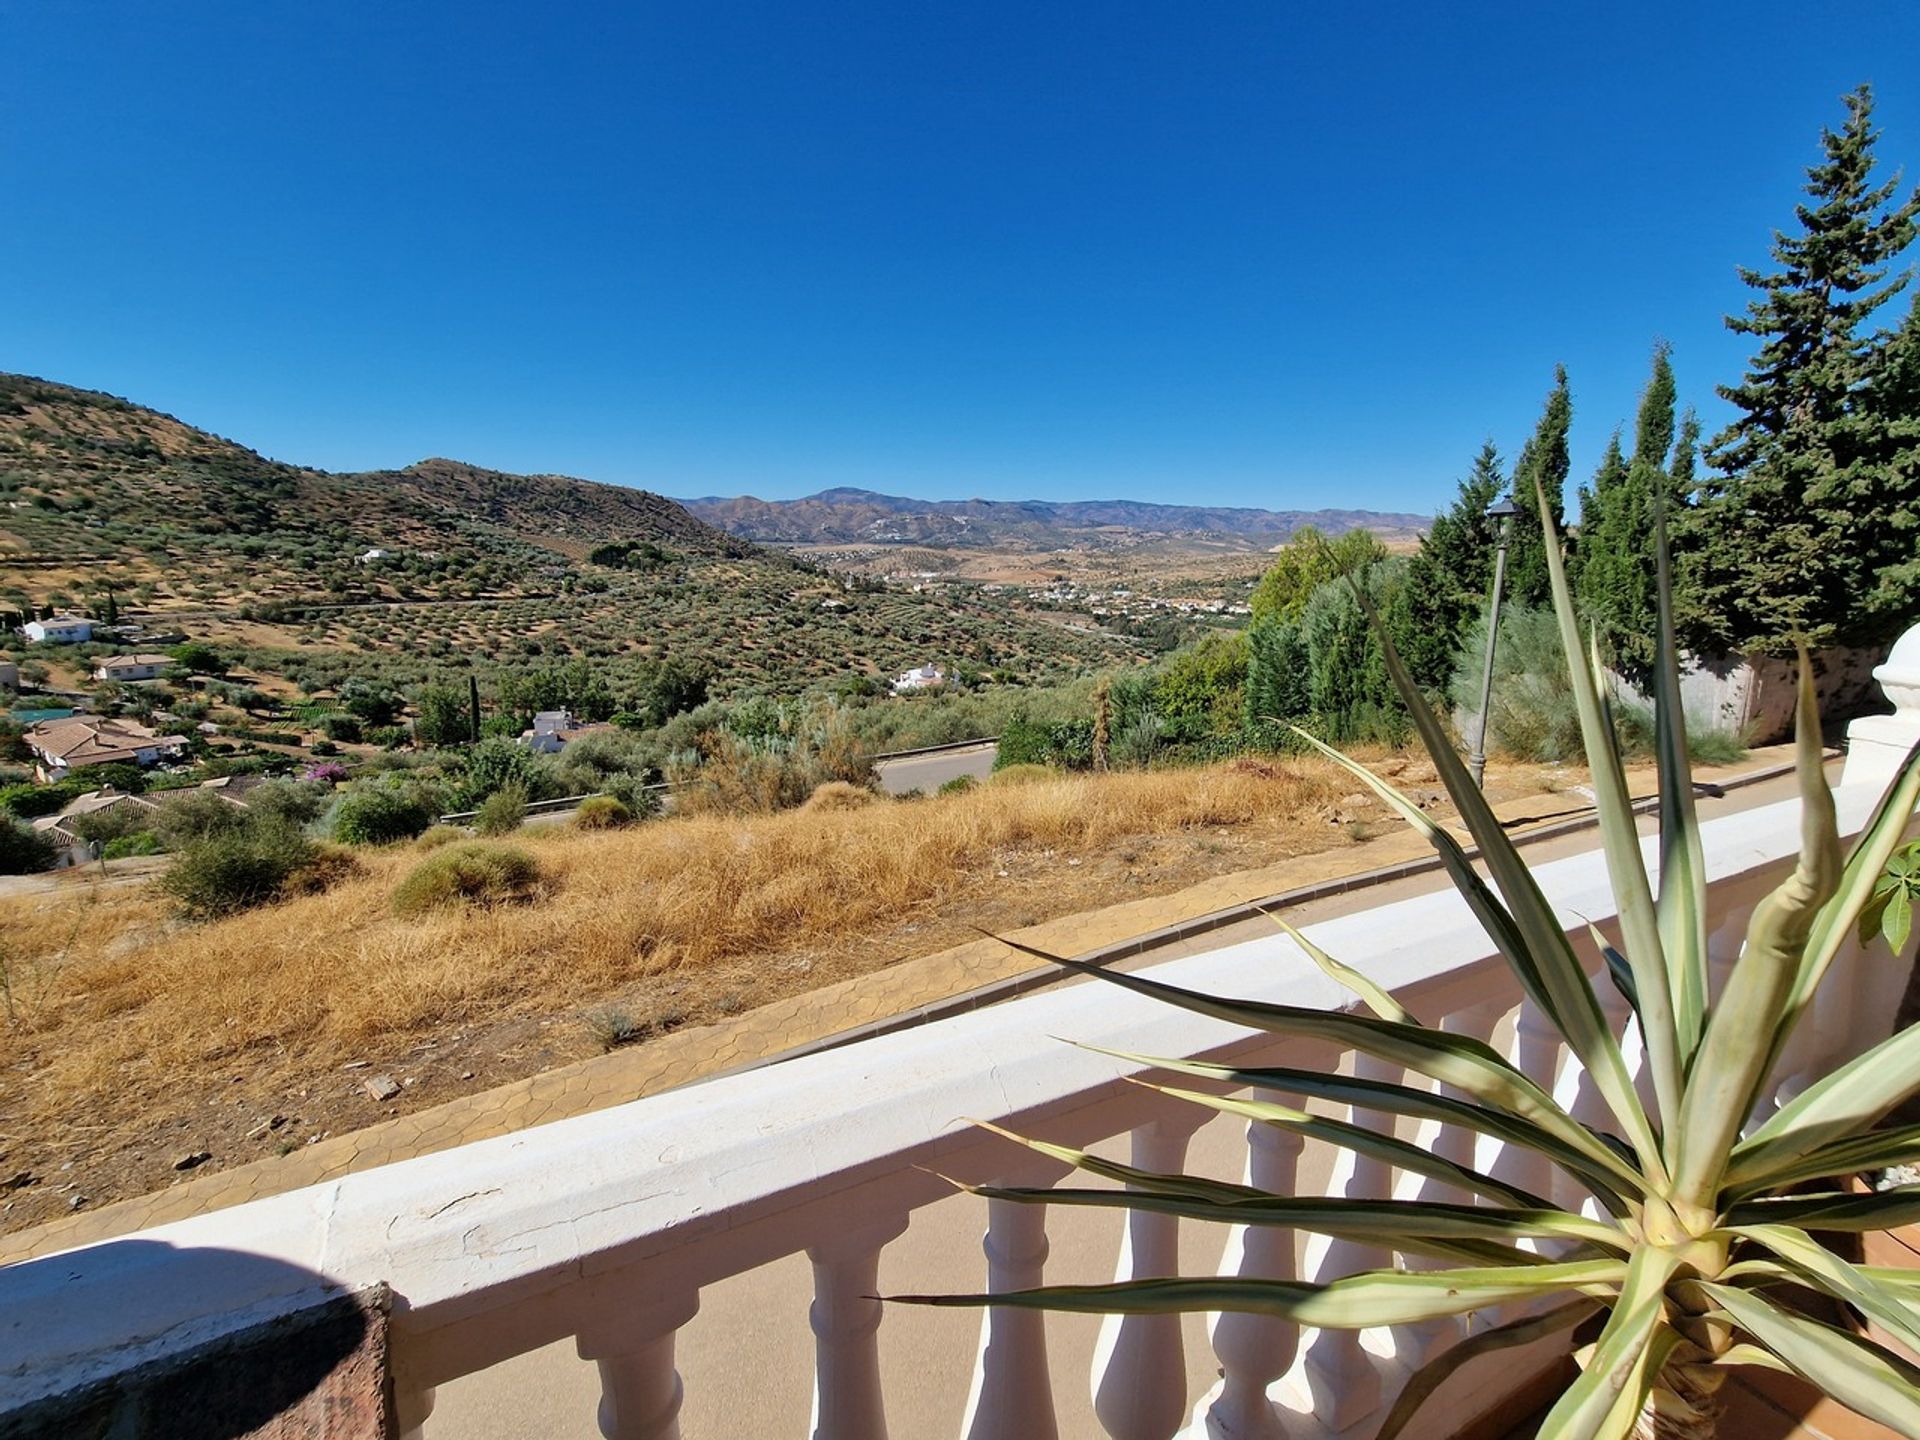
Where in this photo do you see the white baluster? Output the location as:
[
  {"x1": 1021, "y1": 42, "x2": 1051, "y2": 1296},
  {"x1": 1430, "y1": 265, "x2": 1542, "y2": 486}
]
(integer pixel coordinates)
[
  {"x1": 1286, "y1": 1053, "x2": 1397, "y2": 1430},
  {"x1": 963, "y1": 1165, "x2": 1068, "y2": 1440},
  {"x1": 575, "y1": 1293, "x2": 699, "y2": 1440},
  {"x1": 1559, "y1": 970, "x2": 1633, "y2": 1216},
  {"x1": 1092, "y1": 1113, "x2": 1205, "y2": 1440},
  {"x1": 1391, "y1": 1002, "x2": 1501, "y2": 1371},
  {"x1": 809, "y1": 1213, "x2": 910, "y2": 1440},
  {"x1": 1195, "y1": 1119, "x2": 1305, "y2": 1440},
  {"x1": 1487, "y1": 998, "x2": 1562, "y2": 1206}
]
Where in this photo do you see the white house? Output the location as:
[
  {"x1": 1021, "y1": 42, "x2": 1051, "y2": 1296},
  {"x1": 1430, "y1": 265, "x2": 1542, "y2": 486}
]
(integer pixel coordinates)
[
  {"x1": 26, "y1": 715, "x2": 190, "y2": 780},
  {"x1": 357, "y1": 547, "x2": 390, "y2": 565},
  {"x1": 890, "y1": 663, "x2": 945, "y2": 693},
  {"x1": 23, "y1": 615, "x2": 93, "y2": 644},
  {"x1": 92, "y1": 653, "x2": 172, "y2": 682}
]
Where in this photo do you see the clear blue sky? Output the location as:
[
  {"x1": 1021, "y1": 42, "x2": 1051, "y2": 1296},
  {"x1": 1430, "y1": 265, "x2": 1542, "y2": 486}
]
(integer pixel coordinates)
[{"x1": 2, "y1": 3, "x2": 1916, "y2": 515}]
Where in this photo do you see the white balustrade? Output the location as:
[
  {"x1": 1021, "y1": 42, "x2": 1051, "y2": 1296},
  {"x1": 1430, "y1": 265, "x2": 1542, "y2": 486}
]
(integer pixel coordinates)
[
  {"x1": 1391, "y1": 1002, "x2": 1502, "y2": 1369},
  {"x1": 0, "y1": 783, "x2": 1893, "y2": 1440},
  {"x1": 1197, "y1": 1120, "x2": 1306, "y2": 1440},
  {"x1": 809, "y1": 1214, "x2": 910, "y2": 1440},
  {"x1": 576, "y1": 1294, "x2": 699, "y2": 1440},
  {"x1": 963, "y1": 1174, "x2": 1069, "y2": 1440},
  {"x1": 1093, "y1": 1113, "x2": 1207, "y2": 1440},
  {"x1": 1289, "y1": 1052, "x2": 1398, "y2": 1429}
]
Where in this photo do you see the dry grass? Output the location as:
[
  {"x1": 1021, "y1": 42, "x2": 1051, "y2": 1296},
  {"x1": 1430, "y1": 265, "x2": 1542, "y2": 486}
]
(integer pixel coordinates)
[{"x1": 0, "y1": 760, "x2": 1345, "y2": 1140}]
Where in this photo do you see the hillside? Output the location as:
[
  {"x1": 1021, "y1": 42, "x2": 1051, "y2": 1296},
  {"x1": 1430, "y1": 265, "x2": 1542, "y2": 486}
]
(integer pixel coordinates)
[
  {"x1": 681, "y1": 485, "x2": 1431, "y2": 549},
  {"x1": 0, "y1": 374, "x2": 1144, "y2": 698}
]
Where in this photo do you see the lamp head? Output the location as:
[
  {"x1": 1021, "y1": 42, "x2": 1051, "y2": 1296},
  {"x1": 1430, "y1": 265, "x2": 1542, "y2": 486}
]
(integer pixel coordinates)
[{"x1": 1486, "y1": 494, "x2": 1521, "y2": 521}]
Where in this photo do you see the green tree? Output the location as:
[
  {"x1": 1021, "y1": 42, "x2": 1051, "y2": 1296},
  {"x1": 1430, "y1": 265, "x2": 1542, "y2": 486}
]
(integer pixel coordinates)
[
  {"x1": 1301, "y1": 558, "x2": 1410, "y2": 743},
  {"x1": 1249, "y1": 527, "x2": 1387, "y2": 627},
  {"x1": 1504, "y1": 366, "x2": 1572, "y2": 608},
  {"x1": 1577, "y1": 343, "x2": 1684, "y2": 681},
  {"x1": 1387, "y1": 440, "x2": 1506, "y2": 691},
  {"x1": 1687, "y1": 84, "x2": 1920, "y2": 649},
  {"x1": 413, "y1": 683, "x2": 470, "y2": 748},
  {"x1": 168, "y1": 641, "x2": 226, "y2": 676}
]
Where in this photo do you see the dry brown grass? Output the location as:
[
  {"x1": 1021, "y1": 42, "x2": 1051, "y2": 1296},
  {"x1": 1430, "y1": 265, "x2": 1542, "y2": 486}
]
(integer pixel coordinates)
[{"x1": 0, "y1": 760, "x2": 1345, "y2": 1138}]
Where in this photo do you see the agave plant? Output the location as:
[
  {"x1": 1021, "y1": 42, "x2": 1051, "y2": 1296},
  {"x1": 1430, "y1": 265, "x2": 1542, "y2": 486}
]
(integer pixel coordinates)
[{"x1": 899, "y1": 496, "x2": 1920, "y2": 1439}]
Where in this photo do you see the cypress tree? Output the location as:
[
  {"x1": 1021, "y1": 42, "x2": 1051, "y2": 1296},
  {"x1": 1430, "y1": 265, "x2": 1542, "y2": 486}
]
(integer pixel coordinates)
[
  {"x1": 1577, "y1": 344, "x2": 1682, "y2": 681},
  {"x1": 1390, "y1": 440, "x2": 1506, "y2": 690},
  {"x1": 1505, "y1": 366, "x2": 1572, "y2": 609},
  {"x1": 1687, "y1": 84, "x2": 1920, "y2": 649}
]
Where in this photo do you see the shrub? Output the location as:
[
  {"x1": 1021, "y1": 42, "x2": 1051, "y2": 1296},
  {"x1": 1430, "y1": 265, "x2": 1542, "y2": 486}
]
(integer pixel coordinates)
[
  {"x1": 245, "y1": 778, "x2": 330, "y2": 828},
  {"x1": 475, "y1": 784, "x2": 527, "y2": 836},
  {"x1": 103, "y1": 832, "x2": 165, "y2": 859},
  {"x1": 391, "y1": 842, "x2": 544, "y2": 916},
  {"x1": 455, "y1": 735, "x2": 552, "y2": 809},
  {"x1": 938, "y1": 774, "x2": 977, "y2": 795},
  {"x1": 0, "y1": 779, "x2": 88, "y2": 819},
  {"x1": 152, "y1": 790, "x2": 250, "y2": 848},
  {"x1": 0, "y1": 818, "x2": 57, "y2": 874},
  {"x1": 573, "y1": 795, "x2": 634, "y2": 829},
  {"x1": 329, "y1": 784, "x2": 435, "y2": 846},
  {"x1": 414, "y1": 824, "x2": 468, "y2": 850},
  {"x1": 319, "y1": 712, "x2": 362, "y2": 743},
  {"x1": 801, "y1": 780, "x2": 874, "y2": 812},
  {"x1": 160, "y1": 821, "x2": 317, "y2": 919}
]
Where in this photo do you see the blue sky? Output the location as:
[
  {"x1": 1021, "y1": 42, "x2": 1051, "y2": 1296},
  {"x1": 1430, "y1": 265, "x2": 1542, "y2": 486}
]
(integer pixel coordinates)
[{"x1": 2, "y1": 3, "x2": 1916, "y2": 515}]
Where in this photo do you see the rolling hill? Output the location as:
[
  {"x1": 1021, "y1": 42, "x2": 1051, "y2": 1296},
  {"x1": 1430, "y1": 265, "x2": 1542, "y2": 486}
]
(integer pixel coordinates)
[
  {"x1": 0, "y1": 373, "x2": 1145, "y2": 698},
  {"x1": 680, "y1": 485, "x2": 1431, "y2": 549}
]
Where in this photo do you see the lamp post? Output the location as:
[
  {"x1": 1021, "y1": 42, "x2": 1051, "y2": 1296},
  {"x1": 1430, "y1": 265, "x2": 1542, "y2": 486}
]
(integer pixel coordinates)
[{"x1": 1469, "y1": 495, "x2": 1521, "y2": 790}]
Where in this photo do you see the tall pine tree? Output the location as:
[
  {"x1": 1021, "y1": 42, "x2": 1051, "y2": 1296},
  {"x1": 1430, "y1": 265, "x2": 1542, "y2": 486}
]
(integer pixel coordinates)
[
  {"x1": 1389, "y1": 440, "x2": 1506, "y2": 690},
  {"x1": 1505, "y1": 365, "x2": 1572, "y2": 609},
  {"x1": 1686, "y1": 84, "x2": 1920, "y2": 649}
]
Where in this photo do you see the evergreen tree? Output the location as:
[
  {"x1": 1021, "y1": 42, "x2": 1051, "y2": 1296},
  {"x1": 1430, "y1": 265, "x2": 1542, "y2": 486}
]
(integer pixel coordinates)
[
  {"x1": 1576, "y1": 344, "x2": 1682, "y2": 681},
  {"x1": 1389, "y1": 440, "x2": 1506, "y2": 690},
  {"x1": 1857, "y1": 294, "x2": 1920, "y2": 624},
  {"x1": 1504, "y1": 366, "x2": 1572, "y2": 608},
  {"x1": 1687, "y1": 84, "x2": 1920, "y2": 649}
]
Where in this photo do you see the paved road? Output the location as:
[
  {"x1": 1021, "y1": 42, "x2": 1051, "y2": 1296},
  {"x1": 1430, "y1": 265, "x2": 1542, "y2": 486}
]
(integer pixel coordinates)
[{"x1": 871, "y1": 741, "x2": 999, "y2": 796}]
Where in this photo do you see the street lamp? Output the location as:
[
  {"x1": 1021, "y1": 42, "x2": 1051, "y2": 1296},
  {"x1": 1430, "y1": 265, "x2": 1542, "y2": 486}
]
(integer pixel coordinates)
[{"x1": 1469, "y1": 494, "x2": 1521, "y2": 789}]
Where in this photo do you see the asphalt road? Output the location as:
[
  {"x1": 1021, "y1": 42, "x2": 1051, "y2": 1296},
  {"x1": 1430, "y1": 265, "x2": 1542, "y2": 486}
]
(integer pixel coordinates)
[{"x1": 870, "y1": 741, "x2": 999, "y2": 796}]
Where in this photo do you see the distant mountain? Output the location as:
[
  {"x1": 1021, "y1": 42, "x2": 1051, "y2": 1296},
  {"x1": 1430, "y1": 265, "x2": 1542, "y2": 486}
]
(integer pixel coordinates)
[{"x1": 679, "y1": 486, "x2": 1431, "y2": 549}]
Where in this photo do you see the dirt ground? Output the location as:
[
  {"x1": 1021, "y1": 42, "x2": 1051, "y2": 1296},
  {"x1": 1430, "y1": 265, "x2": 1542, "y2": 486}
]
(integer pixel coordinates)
[{"x1": 0, "y1": 750, "x2": 1723, "y2": 1237}]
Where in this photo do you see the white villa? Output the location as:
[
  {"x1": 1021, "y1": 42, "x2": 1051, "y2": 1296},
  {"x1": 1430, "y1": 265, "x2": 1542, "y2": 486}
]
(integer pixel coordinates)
[
  {"x1": 25, "y1": 714, "x2": 190, "y2": 780},
  {"x1": 22, "y1": 615, "x2": 93, "y2": 644},
  {"x1": 92, "y1": 653, "x2": 173, "y2": 682},
  {"x1": 891, "y1": 662, "x2": 946, "y2": 693}
]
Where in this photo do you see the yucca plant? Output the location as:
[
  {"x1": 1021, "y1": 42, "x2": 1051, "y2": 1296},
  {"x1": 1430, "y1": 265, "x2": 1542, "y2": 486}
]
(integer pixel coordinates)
[{"x1": 898, "y1": 495, "x2": 1920, "y2": 1439}]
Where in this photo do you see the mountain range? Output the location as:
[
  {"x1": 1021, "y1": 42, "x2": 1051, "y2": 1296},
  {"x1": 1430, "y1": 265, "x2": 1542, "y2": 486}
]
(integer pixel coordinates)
[{"x1": 680, "y1": 486, "x2": 1430, "y2": 550}]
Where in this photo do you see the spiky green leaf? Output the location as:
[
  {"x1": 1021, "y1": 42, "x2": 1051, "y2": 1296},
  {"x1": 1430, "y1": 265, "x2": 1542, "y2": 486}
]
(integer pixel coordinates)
[
  {"x1": 1672, "y1": 654, "x2": 1839, "y2": 1205},
  {"x1": 890, "y1": 1259, "x2": 1628, "y2": 1328},
  {"x1": 1079, "y1": 1046, "x2": 1635, "y2": 1211},
  {"x1": 988, "y1": 934, "x2": 1647, "y2": 1194},
  {"x1": 1375, "y1": 1300, "x2": 1598, "y2": 1440},
  {"x1": 1533, "y1": 1246, "x2": 1681, "y2": 1440},
  {"x1": 1255, "y1": 905, "x2": 1415, "y2": 1024},
  {"x1": 1703, "y1": 1284, "x2": 1920, "y2": 1438},
  {"x1": 1728, "y1": 1222, "x2": 1920, "y2": 1357}
]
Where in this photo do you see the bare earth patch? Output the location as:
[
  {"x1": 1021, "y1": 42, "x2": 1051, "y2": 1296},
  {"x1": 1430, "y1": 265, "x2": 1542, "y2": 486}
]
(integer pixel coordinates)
[{"x1": 0, "y1": 753, "x2": 1591, "y2": 1233}]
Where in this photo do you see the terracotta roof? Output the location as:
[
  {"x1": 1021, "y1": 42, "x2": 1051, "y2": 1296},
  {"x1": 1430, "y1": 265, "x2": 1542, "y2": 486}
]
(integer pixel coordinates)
[{"x1": 27, "y1": 717, "x2": 189, "y2": 768}]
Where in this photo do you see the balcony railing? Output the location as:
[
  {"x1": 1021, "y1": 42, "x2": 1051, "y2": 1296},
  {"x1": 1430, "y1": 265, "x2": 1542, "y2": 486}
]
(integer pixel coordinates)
[{"x1": 3, "y1": 705, "x2": 1915, "y2": 1437}]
